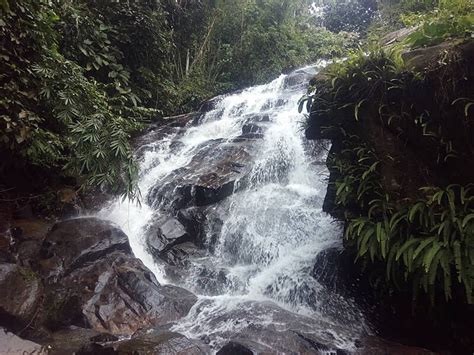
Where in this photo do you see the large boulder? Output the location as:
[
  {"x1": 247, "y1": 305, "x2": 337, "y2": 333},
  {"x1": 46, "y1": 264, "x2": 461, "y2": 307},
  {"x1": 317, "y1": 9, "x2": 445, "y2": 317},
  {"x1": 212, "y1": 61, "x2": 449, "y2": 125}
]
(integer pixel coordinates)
[
  {"x1": 147, "y1": 139, "x2": 253, "y2": 210},
  {"x1": 216, "y1": 342, "x2": 254, "y2": 355},
  {"x1": 0, "y1": 327, "x2": 47, "y2": 354},
  {"x1": 39, "y1": 218, "x2": 197, "y2": 335},
  {"x1": 0, "y1": 263, "x2": 42, "y2": 328},
  {"x1": 146, "y1": 216, "x2": 191, "y2": 256},
  {"x1": 114, "y1": 328, "x2": 210, "y2": 354}
]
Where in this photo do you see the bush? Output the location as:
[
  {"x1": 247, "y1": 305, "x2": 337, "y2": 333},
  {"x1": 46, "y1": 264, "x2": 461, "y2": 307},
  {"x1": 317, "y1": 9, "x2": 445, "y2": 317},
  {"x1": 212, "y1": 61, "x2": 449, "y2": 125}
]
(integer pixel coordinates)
[{"x1": 304, "y1": 47, "x2": 474, "y2": 304}]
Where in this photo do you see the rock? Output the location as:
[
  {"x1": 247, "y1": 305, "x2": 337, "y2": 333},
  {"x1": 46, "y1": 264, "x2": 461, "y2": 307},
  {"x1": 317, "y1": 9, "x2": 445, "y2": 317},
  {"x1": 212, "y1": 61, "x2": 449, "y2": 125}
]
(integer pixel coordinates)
[
  {"x1": 39, "y1": 217, "x2": 131, "y2": 280},
  {"x1": 217, "y1": 341, "x2": 254, "y2": 355},
  {"x1": 402, "y1": 40, "x2": 463, "y2": 71},
  {"x1": 77, "y1": 343, "x2": 118, "y2": 355},
  {"x1": 176, "y1": 207, "x2": 208, "y2": 247},
  {"x1": 0, "y1": 327, "x2": 47, "y2": 354},
  {"x1": 381, "y1": 26, "x2": 420, "y2": 46},
  {"x1": 146, "y1": 216, "x2": 191, "y2": 255},
  {"x1": 243, "y1": 113, "x2": 270, "y2": 123},
  {"x1": 43, "y1": 326, "x2": 114, "y2": 355},
  {"x1": 10, "y1": 219, "x2": 50, "y2": 242},
  {"x1": 191, "y1": 299, "x2": 356, "y2": 353},
  {"x1": 39, "y1": 218, "x2": 197, "y2": 335},
  {"x1": 16, "y1": 239, "x2": 42, "y2": 268},
  {"x1": 115, "y1": 328, "x2": 210, "y2": 354},
  {"x1": 147, "y1": 139, "x2": 253, "y2": 210},
  {"x1": 0, "y1": 263, "x2": 42, "y2": 328},
  {"x1": 356, "y1": 336, "x2": 434, "y2": 355},
  {"x1": 242, "y1": 123, "x2": 263, "y2": 135},
  {"x1": 159, "y1": 242, "x2": 206, "y2": 268},
  {"x1": 165, "y1": 112, "x2": 201, "y2": 128},
  {"x1": 199, "y1": 96, "x2": 223, "y2": 114},
  {"x1": 234, "y1": 133, "x2": 264, "y2": 140},
  {"x1": 57, "y1": 187, "x2": 81, "y2": 218},
  {"x1": 312, "y1": 248, "x2": 344, "y2": 290}
]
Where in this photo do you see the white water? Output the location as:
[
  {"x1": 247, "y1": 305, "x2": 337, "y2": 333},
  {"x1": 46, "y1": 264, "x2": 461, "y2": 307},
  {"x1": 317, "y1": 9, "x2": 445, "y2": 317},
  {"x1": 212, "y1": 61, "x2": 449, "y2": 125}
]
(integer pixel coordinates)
[{"x1": 99, "y1": 62, "x2": 368, "y2": 352}]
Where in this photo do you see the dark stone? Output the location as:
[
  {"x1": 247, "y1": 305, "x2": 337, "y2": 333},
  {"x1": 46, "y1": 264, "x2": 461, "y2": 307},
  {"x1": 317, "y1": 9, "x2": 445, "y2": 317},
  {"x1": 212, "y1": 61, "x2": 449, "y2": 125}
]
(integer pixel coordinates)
[
  {"x1": 147, "y1": 140, "x2": 252, "y2": 210},
  {"x1": 39, "y1": 218, "x2": 131, "y2": 280},
  {"x1": 16, "y1": 239, "x2": 42, "y2": 268},
  {"x1": 115, "y1": 328, "x2": 209, "y2": 354},
  {"x1": 176, "y1": 207, "x2": 207, "y2": 247},
  {"x1": 159, "y1": 242, "x2": 206, "y2": 267},
  {"x1": 242, "y1": 123, "x2": 263, "y2": 135},
  {"x1": 217, "y1": 341, "x2": 254, "y2": 355},
  {"x1": 146, "y1": 216, "x2": 190, "y2": 255},
  {"x1": 199, "y1": 96, "x2": 222, "y2": 113},
  {"x1": 89, "y1": 333, "x2": 119, "y2": 343},
  {"x1": 39, "y1": 218, "x2": 197, "y2": 335},
  {"x1": 77, "y1": 343, "x2": 117, "y2": 355},
  {"x1": 0, "y1": 263, "x2": 42, "y2": 328},
  {"x1": 0, "y1": 327, "x2": 45, "y2": 354},
  {"x1": 234, "y1": 133, "x2": 264, "y2": 140},
  {"x1": 244, "y1": 113, "x2": 270, "y2": 123},
  {"x1": 43, "y1": 326, "x2": 108, "y2": 354}
]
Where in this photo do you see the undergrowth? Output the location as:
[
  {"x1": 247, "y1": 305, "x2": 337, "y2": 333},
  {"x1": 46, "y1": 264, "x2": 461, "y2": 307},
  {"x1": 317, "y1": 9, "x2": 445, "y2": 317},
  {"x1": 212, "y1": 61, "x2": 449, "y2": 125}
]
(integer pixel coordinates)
[{"x1": 303, "y1": 45, "x2": 474, "y2": 305}]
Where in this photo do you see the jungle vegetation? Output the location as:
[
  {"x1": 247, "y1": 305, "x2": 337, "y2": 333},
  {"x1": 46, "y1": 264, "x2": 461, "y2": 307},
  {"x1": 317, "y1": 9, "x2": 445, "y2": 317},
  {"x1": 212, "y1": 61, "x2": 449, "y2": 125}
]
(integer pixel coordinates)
[
  {"x1": 0, "y1": 0, "x2": 356, "y2": 201},
  {"x1": 303, "y1": 0, "x2": 474, "y2": 306}
]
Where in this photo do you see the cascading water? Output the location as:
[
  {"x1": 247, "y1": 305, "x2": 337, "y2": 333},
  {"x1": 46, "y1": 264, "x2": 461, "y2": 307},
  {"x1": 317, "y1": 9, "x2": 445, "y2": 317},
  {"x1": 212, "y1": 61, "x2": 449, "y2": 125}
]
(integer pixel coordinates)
[{"x1": 99, "y1": 62, "x2": 369, "y2": 353}]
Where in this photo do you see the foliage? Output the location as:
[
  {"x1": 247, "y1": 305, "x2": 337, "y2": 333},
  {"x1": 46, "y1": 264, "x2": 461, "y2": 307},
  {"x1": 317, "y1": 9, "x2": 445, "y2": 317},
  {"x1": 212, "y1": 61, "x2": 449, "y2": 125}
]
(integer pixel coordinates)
[
  {"x1": 322, "y1": 0, "x2": 378, "y2": 34},
  {"x1": 1, "y1": 0, "x2": 355, "y2": 199},
  {"x1": 304, "y1": 47, "x2": 474, "y2": 304},
  {"x1": 0, "y1": 0, "x2": 147, "y2": 199},
  {"x1": 402, "y1": 0, "x2": 474, "y2": 48}
]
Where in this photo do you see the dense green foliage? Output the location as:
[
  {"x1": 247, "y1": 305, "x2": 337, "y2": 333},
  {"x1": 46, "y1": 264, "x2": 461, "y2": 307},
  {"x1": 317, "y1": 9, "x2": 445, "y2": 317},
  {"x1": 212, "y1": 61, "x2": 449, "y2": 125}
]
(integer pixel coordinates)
[
  {"x1": 0, "y1": 0, "x2": 355, "y2": 199},
  {"x1": 304, "y1": 43, "x2": 474, "y2": 304}
]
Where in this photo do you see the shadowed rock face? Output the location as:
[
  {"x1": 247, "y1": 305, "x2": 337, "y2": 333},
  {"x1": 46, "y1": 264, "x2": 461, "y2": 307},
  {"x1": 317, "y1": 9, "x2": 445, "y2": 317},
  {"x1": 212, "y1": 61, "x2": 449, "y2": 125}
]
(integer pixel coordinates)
[
  {"x1": 114, "y1": 328, "x2": 210, "y2": 355},
  {"x1": 147, "y1": 139, "x2": 253, "y2": 211},
  {"x1": 0, "y1": 263, "x2": 42, "y2": 328},
  {"x1": 39, "y1": 218, "x2": 197, "y2": 335},
  {"x1": 0, "y1": 328, "x2": 46, "y2": 354}
]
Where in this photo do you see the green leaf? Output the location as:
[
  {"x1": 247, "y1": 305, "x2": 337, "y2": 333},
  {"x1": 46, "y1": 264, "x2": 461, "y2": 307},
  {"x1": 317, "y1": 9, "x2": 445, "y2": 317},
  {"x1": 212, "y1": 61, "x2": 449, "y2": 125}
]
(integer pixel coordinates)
[
  {"x1": 462, "y1": 214, "x2": 474, "y2": 228},
  {"x1": 396, "y1": 238, "x2": 421, "y2": 261},
  {"x1": 413, "y1": 237, "x2": 436, "y2": 260},
  {"x1": 423, "y1": 242, "x2": 442, "y2": 273},
  {"x1": 354, "y1": 99, "x2": 367, "y2": 121}
]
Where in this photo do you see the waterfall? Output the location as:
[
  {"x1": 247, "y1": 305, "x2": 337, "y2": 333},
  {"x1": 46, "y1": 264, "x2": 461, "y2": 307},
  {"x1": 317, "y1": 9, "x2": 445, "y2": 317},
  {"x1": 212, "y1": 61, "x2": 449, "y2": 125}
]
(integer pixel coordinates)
[{"x1": 98, "y1": 61, "x2": 369, "y2": 352}]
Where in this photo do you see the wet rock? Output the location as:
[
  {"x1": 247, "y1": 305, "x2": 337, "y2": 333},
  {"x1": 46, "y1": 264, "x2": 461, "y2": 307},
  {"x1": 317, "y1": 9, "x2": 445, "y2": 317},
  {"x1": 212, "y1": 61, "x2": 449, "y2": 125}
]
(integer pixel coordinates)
[
  {"x1": 191, "y1": 299, "x2": 357, "y2": 354},
  {"x1": 115, "y1": 328, "x2": 209, "y2": 354},
  {"x1": 0, "y1": 327, "x2": 47, "y2": 354},
  {"x1": 39, "y1": 218, "x2": 197, "y2": 335},
  {"x1": 0, "y1": 263, "x2": 42, "y2": 328},
  {"x1": 159, "y1": 242, "x2": 206, "y2": 267},
  {"x1": 16, "y1": 239, "x2": 42, "y2": 268},
  {"x1": 244, "y1": 113, "x2": 270, "y2": 123},
  {"x1": 165, "y1": 112, "x2": 201, "y2": 128},
  {"x1": 39, "y1": 218, "x2": 131, "y2": 280},
  {"x1": 242, "y1": 123, "x2": 263, "y2": 135},
  {"x1": 44, "y1": 326, "x2": 113, "y2": 354},
  {"x1": 77, "y1": 343, "x2": 118, "y2": 355},
  {"x1": 234, "y1": 133, "x2": 264, "y2": 140},
  {"x1": 312, "y1": 248, "x2": 346, "y2": 291},
  {"x1": 199, "y1": 96, "x2": 223, "y2": 114},
  {"x1": 177, "y1": 207, "x2": 208, "y2": 247},
  {"x1": 147, "y1": 140, "x2": 252, "y2": 210},
  {"x1": 193, "y1": 266, "x2": 231, "y2": 296},
  {"x1": 217, "y1": 341, "x2": 254, "y2": 355},
  {"x1": 10, "y1": 218, "x2": 50, "y2": 242},
  {"x1": 356, "y1": 336, "x2": 434, "y2": 355},
  {"x1": 146, "y1": 216, "x2": 191, "y2": 256}
]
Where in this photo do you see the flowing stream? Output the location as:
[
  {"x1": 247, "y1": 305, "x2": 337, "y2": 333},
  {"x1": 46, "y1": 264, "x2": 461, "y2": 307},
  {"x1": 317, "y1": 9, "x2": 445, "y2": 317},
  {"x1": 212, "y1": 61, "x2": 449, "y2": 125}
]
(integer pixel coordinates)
[{"x1": 99, "y1": 62, "x2": 369, "y2": 353}]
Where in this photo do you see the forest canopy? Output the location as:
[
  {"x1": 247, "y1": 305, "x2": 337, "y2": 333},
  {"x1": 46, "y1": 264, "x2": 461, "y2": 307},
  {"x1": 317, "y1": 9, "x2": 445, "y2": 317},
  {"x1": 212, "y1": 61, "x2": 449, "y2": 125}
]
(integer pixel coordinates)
[{"x1": 0, "y1": 0, "x2": 356, "y2": 199}]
